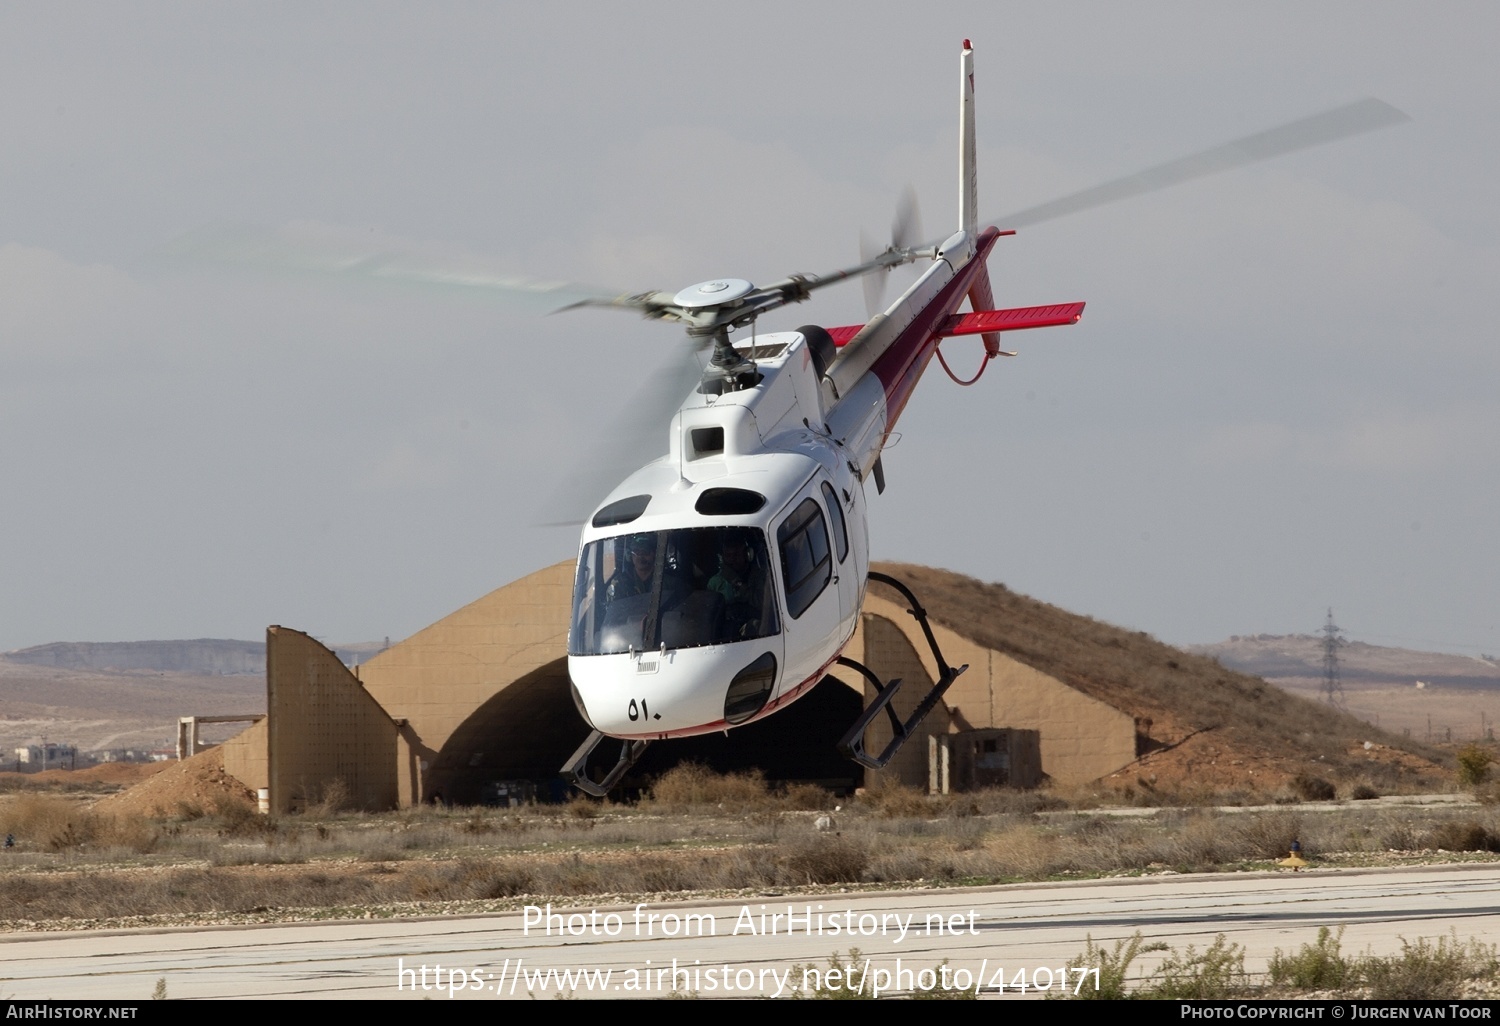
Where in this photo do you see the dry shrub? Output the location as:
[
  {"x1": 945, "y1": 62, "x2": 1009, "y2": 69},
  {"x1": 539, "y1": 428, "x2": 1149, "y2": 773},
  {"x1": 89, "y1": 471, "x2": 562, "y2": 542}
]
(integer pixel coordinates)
[
  {"x1": 562, "y1": 795, "x2": 601, "y2": 819},
  {"x1": 1146, "y1": 935, "x2": 1248, "y2": 999},
  {"x1": 1269, "y1": 926, "x2": 1357, "y2": 990},
  {"x1": 1381, "y1": 820, "x2": 1420, "y2": 851},
  {"x1": 408, "y1": 860, "x2": 494, "y2": 900},
  {"x1": 481, "y1": 866, "x2": 535, "y2": 898},
  {"x1": 778, "y1": 782, "x2": 833, "y2": 810},
  {"x1": 44, "y1": 818, "x2": 97, "y2": 853},
  {"x1": 0, "y1": 795, "x2": 160, "y2": 853},
  {"x1": 358, "y1": 847, "x2": 406, "y2": 864},
  {"x1": 978, "y1": 823, "x2": 1058, "y2": 878},
  {"x1": 779, "y1": 835, "x2": 869, "y2": 884},
  {"x1": 420, "y1": 859, "x2": 544, "y2": 900},
  {"x1": 1292, "y1": 775, "x2": 1336, "y2": 802},
  {"x1": 306, "y1": 778, "x2": 350, "y2": 818},
  {"x1": 1425, "y1": 820, "x2": 1500, "y2": 853},
  {"x1": 866, "y1": 849, "x2": 939, "y2": 883},
  {"x1": 1158, "y1": 814, "x2": 1233, "y2": 867},
  {"x1": 212, "y1": 793, "x2": 275, "y2": 838},
  {"x1": 704, "y1": 848, "x2": 778, "y2": 890},
  {"x1": 1225, "y1": 811, "x2": 1302, "y2": 860},
  {"x1": 173, "y1": 800, "x2": 207, "y2": 821},
  {"x1": 93, "y1": 815, "x2": 161, "y2": 855},
  {"x1": 1349, "y1": 784, "x2": 1380, "y2": 801},
  {"x1": 1364, "y1": 932, "x2": 1500, "y2": 1000},
  {"x1": 648, "y1": 764, "x2": 771, "y2": 810},
  {"x1": 1067, "y1": 932, "x2": 1162, "y2": 1000},
  {"x1": 966, "y1": 788, "x2": 1068, "y2": 816},
  {"x1": 461, "y1": 811, "x2": 496, "y2": 834},
  {"x1": 551, "y1": 854, "x2": 611, "y2": 894},
  {"x1": 636, "y1": 862, "x2": 699, "y2": 892},
  {"x1": 1, "y1": 795, "x2": 82, "y2": 846},
  {"x1": 1456, "y1": 745, "x2": 1493, "y2": 789},
  {"x1": 860, "y1": 781, "x2": 935, "y2": 819}
]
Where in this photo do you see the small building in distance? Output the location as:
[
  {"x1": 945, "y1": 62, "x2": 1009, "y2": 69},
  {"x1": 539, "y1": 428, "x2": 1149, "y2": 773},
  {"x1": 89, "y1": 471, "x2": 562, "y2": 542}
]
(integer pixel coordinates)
[{"x1": 13, "y1": 742, "x2": 78, "y2": 770}]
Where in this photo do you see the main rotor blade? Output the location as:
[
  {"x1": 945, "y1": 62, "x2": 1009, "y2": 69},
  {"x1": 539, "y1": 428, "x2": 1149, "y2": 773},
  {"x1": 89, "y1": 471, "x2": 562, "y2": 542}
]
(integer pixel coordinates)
[
  {"x1": 534, "y1": 340, "x2": 707, "y2": 527},
  {"x1": 162, "y1": 222, "x2": 621, "y2": 311},
  {"x1": 989, "y1": 97, "x2": 1410, "y2": 231}
]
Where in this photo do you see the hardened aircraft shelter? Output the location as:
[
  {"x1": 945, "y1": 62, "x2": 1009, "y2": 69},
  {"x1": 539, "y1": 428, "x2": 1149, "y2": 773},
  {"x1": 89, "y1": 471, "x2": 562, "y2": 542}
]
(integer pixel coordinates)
[{"x1": 224, "y1": 562, "x2": 1137, "y2": 812}]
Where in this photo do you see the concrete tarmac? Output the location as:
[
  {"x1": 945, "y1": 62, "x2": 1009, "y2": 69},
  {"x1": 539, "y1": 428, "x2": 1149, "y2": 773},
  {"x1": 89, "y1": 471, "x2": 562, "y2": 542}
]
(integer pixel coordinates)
[{"x1": 2, "y1": 865, "x2": 1496, "y2": 999}]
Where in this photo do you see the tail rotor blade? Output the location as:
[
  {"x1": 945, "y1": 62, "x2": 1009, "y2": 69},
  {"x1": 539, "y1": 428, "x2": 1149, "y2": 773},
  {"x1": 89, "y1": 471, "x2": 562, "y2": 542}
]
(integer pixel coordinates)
[
  {"x1": 892, "y1": 185, "x2": 923, "y2": 252},
  {"x1": 859, "y1": 229, "x2": 886, "y2": 319}
]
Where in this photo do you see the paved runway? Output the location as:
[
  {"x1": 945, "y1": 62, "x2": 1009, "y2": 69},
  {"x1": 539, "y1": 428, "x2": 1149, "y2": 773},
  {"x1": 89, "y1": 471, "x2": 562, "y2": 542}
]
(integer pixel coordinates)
[{"x1": 3, "y1": 865, "x2": 1496, "y2": 999}]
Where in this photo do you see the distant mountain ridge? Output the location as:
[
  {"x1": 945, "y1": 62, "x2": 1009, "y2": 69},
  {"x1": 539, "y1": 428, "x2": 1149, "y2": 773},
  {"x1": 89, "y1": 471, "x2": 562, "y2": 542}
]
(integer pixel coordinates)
[
  {"x1": 4, "y1": 640, "x2": 264, "y2": 674},
  {"x1": 1192, "y1": 634, "x2": 1500, "y2": 691},
  {"x1": 3, "y1": 638, "x2": 390, "y2": 675}
]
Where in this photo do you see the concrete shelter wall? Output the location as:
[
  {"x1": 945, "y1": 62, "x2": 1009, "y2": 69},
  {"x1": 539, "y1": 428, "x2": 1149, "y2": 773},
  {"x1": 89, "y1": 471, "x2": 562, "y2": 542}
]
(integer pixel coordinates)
[
  {"x1": 354, "y1": 561, "x2": 579, "y2": 804},
  {"x1": 221, "y1": 717, "x2": 268, "y2": 793},
  {"x1": 846, "y1": 595, "x2": 1136, "y2": 786},
  {"x1": 266, "y1": 626, "x2": 399, "y2": 813}
]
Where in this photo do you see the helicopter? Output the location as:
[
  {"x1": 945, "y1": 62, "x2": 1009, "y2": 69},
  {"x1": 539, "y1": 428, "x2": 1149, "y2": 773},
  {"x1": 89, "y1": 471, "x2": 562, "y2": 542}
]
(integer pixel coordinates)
[
  {"x1": 560, "y1": 40, "x2": 1084, "y2": 793},
  {"x1": 172, "y1": 39, "x2": 1406, "y2": 797},
  {"x1": 557, "y1": 40, "x2": 1408, "y2": 795}
]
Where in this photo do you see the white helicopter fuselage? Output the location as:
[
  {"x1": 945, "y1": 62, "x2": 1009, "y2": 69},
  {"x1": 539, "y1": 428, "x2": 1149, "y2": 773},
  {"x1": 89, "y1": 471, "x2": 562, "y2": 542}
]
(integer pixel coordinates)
[{"x1": 567, "y1": 226, "x2": 998, "y2": 741}]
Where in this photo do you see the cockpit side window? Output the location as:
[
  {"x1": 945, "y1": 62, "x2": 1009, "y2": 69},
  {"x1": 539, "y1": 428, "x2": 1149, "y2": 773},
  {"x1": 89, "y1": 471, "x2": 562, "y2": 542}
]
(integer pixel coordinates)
[
  {"x1": 821, "y1": 481, "x2": 848, "y2": 563},
  {"x1": 777, "y1": 497, "x2": 831, "y2": 619}
]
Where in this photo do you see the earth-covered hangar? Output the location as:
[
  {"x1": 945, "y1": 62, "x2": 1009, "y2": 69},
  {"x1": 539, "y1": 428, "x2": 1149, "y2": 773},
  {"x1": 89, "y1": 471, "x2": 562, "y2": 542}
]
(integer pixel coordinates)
[{"x1": 222, "y1": 562, "x2": 1137, "y2": 811}]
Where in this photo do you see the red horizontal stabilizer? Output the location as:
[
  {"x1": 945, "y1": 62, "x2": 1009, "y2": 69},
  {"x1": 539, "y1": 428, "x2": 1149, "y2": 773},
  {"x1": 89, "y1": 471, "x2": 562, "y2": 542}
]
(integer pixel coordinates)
[
  {"x1": 939, "y1": 302, "x2": 1085, "y2": 337},
  {"x1": 823, "y1": 301, "x2": 1082, "y2": 348}
]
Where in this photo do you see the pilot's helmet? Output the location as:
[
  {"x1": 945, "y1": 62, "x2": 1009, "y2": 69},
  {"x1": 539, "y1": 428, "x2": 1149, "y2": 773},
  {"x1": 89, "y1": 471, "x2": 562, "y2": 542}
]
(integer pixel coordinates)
[{"x1": 628, "y1": 534, "x2": 657, "y2": 555}]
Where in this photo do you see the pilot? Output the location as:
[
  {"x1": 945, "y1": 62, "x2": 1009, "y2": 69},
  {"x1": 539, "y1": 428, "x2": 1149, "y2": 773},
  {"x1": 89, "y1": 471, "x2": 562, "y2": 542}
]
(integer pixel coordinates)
[
  {"x1": 605, "y1": 534, "x2": 657, "y2": 604},
  {"x1": 708, "y1": 534, "x2": 767, "y2": 638}
]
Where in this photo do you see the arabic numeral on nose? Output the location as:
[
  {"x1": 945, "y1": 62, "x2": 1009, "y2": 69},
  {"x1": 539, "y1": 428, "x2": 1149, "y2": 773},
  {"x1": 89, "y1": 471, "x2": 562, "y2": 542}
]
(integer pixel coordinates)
[{"x1": 627, "y1": 699, "x2": 639, "y2": 721}]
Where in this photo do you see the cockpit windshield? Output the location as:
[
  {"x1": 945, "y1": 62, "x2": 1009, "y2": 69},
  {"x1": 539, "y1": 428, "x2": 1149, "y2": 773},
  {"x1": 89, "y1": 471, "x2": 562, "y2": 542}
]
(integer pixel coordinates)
[{"x1": 570, "y1": 527, "x2": 780, "y2": 656}]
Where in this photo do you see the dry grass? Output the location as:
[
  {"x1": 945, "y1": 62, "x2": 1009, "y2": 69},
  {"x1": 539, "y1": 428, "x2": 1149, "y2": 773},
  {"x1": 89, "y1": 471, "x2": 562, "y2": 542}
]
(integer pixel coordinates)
[
  {"x1": 0, "y1": 794, "x2": 160, "y2": 855},
  {"x1": 5, "y1": 767, "x2": 1500, "y2": 929},
  {"x1": 647, "y1": 763, "x2": 777, "y2": 811}
]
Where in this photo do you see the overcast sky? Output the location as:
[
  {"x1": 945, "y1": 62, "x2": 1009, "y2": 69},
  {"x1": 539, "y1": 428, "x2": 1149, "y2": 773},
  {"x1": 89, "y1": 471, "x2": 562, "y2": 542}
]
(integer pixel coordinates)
[{"x1": 2, "y1": 3, "x2": 1496, "y2": 657}]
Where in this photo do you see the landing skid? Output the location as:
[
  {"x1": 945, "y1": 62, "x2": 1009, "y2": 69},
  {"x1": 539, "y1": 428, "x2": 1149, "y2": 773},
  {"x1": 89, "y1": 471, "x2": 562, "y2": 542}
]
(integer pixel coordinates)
[
  {"x1": 836, "y1": 571, "x2": 967, "y2": 770},
  {"x1": 562, "y1": 729, "x2": 651, "y2": 797}
]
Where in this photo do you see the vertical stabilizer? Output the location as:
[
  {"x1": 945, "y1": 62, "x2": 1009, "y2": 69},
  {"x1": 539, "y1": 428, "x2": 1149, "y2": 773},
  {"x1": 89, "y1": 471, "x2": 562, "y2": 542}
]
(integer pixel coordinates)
[
  {"x1": 958, "y1": 39, "x2": 1002, "y2": 355},
  {"x1": 959, "y1": 39, "x2": 978, "y2": 236}
]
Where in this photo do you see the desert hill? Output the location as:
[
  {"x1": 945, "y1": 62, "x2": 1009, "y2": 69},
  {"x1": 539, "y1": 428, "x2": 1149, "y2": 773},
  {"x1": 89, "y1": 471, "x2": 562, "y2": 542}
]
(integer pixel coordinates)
[
  {"x1": 1193, "y1": 634, "x2": 1500, "y2": 745},
  {"x1": 872, "y1": 563, "x2": 1448, "y2": 797},
  {"x1": 0, "y1": 658, "x2": 265, "y2": 756},
  {"x1": 0, "y1": 638, "x2": 390, "y2": 756},
  {"x1": 4, "y1": 638, "x2": 389, "y2": 674},
  {"x1": 1195, "y1": 634, "x2": 1500, "y2": 690}
]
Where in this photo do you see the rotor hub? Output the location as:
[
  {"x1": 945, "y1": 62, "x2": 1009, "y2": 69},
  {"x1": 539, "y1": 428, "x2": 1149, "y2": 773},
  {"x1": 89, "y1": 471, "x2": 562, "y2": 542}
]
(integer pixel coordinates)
[{"x1": 672, "y1": 278, "x2": 755, "y2": 309}]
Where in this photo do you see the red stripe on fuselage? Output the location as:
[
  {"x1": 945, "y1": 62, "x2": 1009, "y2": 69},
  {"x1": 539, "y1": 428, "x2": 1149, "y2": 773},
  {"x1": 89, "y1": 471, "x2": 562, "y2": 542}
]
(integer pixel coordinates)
[{"x1": 871, "y1": 226, "x2": 1000, "y2": 431}]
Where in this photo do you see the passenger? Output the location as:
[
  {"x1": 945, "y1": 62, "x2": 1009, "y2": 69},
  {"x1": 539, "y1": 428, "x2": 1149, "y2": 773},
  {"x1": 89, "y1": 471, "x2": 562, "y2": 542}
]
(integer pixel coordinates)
[
  {"x1": 708, "y1": 534, "x2": 767, "y2": 639},
  {"x1": 605, "y1": 534, "x2": 657, "y2": 604}
]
